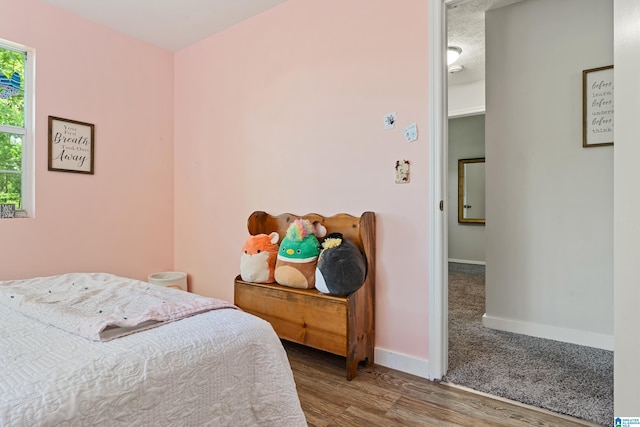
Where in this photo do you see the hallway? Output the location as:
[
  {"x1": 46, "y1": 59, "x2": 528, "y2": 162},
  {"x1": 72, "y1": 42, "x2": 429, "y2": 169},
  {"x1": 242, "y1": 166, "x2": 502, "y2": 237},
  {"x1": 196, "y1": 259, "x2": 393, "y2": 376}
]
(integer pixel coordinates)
[{"x1": 443, "y1": 263, "x2": 612, "y2": 426}]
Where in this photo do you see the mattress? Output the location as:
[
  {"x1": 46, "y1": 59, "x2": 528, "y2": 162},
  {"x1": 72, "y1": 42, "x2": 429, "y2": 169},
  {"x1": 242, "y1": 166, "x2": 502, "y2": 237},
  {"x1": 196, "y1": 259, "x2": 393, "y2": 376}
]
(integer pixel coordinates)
[{"x1": 0, "y1": 274, "x2": 306, "y2": 426}]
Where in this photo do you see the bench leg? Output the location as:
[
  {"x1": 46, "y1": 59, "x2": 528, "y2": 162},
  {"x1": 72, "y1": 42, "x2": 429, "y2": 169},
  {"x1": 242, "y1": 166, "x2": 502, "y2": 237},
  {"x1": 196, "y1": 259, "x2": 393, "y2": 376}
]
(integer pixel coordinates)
[{"x1": 346, "y1": 355, "x2": 359, "y2": 381}]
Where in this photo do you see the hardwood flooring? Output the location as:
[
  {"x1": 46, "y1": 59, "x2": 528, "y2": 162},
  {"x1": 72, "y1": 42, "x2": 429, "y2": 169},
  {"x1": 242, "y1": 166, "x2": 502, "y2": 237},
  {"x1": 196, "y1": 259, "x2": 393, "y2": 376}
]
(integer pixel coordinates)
[{"x1": 283, "y1": 341, "x2": 601, "y2": 427}]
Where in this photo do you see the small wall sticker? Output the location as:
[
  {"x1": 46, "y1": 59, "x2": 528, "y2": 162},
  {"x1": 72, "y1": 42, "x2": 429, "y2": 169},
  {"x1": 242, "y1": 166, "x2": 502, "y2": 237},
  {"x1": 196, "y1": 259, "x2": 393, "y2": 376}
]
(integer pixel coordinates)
[
  {"x1": 384, "y1": 112, "x2": 397, "y2": 130},
  {"x1": 404, "y1": 123, "x2": 418, "y2": 142}
]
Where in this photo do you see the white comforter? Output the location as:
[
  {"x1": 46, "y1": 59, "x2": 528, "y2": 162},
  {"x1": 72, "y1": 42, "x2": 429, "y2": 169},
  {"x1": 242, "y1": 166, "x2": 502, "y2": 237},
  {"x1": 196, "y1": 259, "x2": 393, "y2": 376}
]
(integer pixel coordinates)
[
  {"x1": 0, "y1": 274, "x2": 306, "y2": 427},
  {"x1": 0, "y1": 273, "x2": 235, "y2": 341}
]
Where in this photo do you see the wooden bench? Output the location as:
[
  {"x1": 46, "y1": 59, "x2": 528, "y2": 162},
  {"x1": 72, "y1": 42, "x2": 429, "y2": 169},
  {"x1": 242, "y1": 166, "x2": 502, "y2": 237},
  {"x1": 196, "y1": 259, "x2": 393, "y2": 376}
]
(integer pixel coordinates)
[{"x1": 234, "y1": 211, "x2": 375, "y2": 380}]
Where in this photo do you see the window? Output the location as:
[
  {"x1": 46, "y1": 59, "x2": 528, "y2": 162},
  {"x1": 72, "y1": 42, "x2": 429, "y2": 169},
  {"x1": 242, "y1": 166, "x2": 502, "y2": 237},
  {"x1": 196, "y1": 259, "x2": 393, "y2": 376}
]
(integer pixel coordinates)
[{"x1": 0, "y1": 39, "x2": 33, "y2": 217}]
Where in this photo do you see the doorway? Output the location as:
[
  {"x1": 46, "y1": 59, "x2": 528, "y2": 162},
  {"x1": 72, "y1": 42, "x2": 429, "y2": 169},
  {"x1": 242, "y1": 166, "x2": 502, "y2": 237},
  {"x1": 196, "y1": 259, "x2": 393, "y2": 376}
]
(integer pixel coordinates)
[
  {"x1": 429, "y1": 0, "x2": 614, "y2": 378},
  {"x1": 429, "y1": 0, "x2": 614, "y2": 424}
]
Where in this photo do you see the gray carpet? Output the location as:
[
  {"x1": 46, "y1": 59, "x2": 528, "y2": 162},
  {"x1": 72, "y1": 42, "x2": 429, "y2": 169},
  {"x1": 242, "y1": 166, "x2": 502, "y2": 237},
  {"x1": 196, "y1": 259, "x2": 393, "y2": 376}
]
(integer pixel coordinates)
[{"x1": 442, "y1": 262, "x2": 613, "y2": 426}]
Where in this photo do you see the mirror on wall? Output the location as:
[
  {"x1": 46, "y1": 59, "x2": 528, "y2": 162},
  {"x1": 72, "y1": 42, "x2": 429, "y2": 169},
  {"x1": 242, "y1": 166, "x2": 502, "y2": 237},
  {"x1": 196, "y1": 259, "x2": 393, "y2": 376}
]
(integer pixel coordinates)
[{"x1": 458, "y1": 158, "x2": 485, "y2": 224}]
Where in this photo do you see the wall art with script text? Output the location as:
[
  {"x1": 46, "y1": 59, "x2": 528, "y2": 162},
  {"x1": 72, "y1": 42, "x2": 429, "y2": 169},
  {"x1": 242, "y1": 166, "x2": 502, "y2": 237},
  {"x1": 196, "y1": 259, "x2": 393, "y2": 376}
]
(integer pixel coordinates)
[
  {"x1": 583, "y1": 65, "x2": 613, "y2": 147},
  {"x1": 48, "y1": 116, "x2": 95, "y2": 174}
]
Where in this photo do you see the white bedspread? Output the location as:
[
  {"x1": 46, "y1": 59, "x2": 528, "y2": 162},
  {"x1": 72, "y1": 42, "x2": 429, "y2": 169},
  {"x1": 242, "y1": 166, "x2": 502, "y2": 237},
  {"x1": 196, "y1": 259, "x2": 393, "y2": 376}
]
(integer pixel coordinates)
[
  {"x1": 0, "y1": 274, "x2": 306, "y2": 426},
  {"x1": 0, "y1": 272, "x2": 235, "y2": 341}
]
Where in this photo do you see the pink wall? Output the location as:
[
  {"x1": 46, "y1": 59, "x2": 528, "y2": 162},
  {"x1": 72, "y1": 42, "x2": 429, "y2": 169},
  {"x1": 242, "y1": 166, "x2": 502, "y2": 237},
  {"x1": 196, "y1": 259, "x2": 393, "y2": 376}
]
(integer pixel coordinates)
[
  {"x1": 174, "y1": 0, "x2": 430, "y2": 359},
  {"x1": 1, "y1": 0, "x2": 175, "y2": 281}
]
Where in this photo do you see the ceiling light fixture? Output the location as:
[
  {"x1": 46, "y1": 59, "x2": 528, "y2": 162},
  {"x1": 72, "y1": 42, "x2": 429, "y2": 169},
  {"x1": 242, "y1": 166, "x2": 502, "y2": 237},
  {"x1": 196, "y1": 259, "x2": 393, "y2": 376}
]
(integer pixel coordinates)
[{"x1": 447, "y1": 46, "x2": 462, "y2": 66}]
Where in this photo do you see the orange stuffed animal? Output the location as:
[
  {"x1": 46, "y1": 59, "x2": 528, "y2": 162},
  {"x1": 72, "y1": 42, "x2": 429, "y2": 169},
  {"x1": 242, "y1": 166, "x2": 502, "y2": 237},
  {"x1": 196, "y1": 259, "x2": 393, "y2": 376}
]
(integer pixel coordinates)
[{"x1": 240, "y1": 232, "x2": 279, "y2": 283}]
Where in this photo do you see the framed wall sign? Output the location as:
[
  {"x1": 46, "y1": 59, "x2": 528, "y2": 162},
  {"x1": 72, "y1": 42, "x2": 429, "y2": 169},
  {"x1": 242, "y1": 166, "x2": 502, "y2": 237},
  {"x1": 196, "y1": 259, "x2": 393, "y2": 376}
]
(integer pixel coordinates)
[
  {"x1": 582, "y1": 65, "x2": 614, "y2": 147},
  {"x1": 0, "y1": 204, "x2": 15, "y2": 218},
  {"x1": 48, "y1": 116, "x2": 95, "y2": 174}
]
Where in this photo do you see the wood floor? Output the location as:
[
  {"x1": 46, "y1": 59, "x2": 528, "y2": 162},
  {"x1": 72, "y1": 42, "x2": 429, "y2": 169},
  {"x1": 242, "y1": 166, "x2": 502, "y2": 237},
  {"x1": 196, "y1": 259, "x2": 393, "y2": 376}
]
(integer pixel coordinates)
[{"x1": 283, "y1": 341, "x2": 601, "y2": 427}]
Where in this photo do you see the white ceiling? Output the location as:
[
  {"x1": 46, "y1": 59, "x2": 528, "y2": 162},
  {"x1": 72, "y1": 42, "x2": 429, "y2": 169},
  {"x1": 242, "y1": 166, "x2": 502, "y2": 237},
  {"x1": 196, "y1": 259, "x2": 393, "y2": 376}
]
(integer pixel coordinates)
[
  {"x1": 448, "y1": 0, "x2": 523, "y2": 86},
  {"x1": 40, "y1": 0, "x2": 521, "y2": 86},
  {"x1": 40, "y1": 0, "x2": 288, "y2": 52}
]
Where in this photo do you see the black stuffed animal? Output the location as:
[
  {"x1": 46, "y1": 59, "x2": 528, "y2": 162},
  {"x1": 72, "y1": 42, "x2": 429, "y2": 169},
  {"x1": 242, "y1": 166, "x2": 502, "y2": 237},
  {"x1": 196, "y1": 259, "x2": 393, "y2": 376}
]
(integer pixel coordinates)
[{"x1": 315, "y1": 233, "x2": 366, "y2": 296}]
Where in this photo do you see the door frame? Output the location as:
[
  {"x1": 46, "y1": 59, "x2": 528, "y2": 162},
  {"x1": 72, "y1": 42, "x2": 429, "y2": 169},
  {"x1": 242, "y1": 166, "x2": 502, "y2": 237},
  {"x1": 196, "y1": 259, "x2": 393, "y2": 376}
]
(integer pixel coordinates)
[{"x1": 428, "y1": 0, "x2": 468, "y2": 380}]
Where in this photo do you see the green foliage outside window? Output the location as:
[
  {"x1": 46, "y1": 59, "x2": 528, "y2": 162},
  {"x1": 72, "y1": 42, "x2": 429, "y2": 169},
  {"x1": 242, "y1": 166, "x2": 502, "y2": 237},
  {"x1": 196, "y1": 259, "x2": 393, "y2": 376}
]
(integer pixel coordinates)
[{"x1": 0, "y1": 47, "x2": 25, "y2": 209}]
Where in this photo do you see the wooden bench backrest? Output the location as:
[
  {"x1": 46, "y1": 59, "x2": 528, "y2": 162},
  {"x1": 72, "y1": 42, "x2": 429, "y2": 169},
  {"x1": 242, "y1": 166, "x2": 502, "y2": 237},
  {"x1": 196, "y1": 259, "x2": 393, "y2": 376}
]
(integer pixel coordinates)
[
  {"x1": 247, "y1": 211, "x2": 376, "y2": 295},
  {"x1": 247, "y1": 211, "x2": 374, "y2": 257}
]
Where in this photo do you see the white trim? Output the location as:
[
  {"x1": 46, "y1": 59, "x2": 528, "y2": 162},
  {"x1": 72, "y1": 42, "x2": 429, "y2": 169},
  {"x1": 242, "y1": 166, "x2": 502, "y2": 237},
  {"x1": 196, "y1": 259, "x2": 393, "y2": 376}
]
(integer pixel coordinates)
[
  {"x1": 0, "y1": 125, "x2": 26, "y2": 134},
  {"x1": 448, "y1": 105, "x2": 486, "y2": 118},
  {"x1": 22, "y1": 43, "x2": 35, "y2": 217},
  {"x1": 0, "y1": 39, "x2": 35, "y2": 217},
  {"x1": 428, "y1": 0, "x2": 449, "y2": 381},
  {"x1": 482, "y1": 314, "x2": 614, "y2": 351},
  {"x1": 374, "y1": 347, "x2": 430, "y2": 379},
  {"x1": 448, "y1": 258, "x2": 486, "y2": 265},
  {"x1": 442, "y1": 383, "x2": 604, "y2": 427},
  {"x1": 0, "y1": 38, "x2": 27, "y2": 54}
]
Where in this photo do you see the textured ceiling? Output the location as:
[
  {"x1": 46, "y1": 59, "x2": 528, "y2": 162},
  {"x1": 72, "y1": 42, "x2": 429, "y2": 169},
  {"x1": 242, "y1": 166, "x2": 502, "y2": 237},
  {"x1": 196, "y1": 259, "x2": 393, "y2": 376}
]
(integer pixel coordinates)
[{"x1": 448, "y1": 0, "x2": 523, "y2": 86}]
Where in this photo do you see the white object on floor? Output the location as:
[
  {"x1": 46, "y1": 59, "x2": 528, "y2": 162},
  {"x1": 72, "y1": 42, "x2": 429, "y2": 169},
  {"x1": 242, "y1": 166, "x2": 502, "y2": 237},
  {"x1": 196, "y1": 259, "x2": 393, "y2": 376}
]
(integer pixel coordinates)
[{"x1": 149, "y1": 271, "x2": 187, "y2": 291}]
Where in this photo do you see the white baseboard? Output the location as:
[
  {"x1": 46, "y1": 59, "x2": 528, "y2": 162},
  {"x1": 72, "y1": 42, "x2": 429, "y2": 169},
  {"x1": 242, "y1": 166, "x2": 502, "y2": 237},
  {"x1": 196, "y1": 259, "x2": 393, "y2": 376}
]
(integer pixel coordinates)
[
  {"x1": 482, "y1": 314, "x2": 614, "y2": 351},
  {"x1": 374, "y1": 347, "x2": 431, "y2": 379},
  {"x1": 448, "y1": 258, "x2": 486, "y2": 265}
]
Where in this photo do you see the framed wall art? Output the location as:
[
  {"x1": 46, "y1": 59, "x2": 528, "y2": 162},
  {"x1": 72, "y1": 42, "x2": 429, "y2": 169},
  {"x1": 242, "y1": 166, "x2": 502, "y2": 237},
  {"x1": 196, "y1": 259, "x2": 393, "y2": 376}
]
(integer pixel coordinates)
[
  {"x1": 48, "y1": 116, "x2": 95, "y2": 174},
  {"x1": 1, "y1": 203, "x2": 15, "y2": 218},
  {"x1": 582, "y1": 65, "x2": 614, "y2": 147}
]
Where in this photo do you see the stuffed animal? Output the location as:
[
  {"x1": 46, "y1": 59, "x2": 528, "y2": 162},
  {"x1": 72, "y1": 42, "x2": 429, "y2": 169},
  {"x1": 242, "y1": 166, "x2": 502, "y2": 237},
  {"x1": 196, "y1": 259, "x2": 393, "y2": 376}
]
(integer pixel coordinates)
[
  {"x1": 315, "y1": 233, "x2": 367, "y2": 296},
  {"x1": 275, "y1": 219, "x2": 321, "y2": 289},
  {"x1": 240, "y1": 232, "x2": 279, "y2": 283}
]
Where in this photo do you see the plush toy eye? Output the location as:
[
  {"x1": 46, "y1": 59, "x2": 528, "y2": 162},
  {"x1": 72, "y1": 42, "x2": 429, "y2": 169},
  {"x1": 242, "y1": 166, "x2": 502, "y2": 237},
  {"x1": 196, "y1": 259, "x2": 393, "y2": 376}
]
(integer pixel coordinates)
[
  {"x1": 296, "y1": 249, "x2": 301, "y2": 254},
  {"x1": 244, "y1": 250, "x2": 248, "y2": 254},
  {"x1": 257, "y1": 249, "x2": 261, "y2": 253}
]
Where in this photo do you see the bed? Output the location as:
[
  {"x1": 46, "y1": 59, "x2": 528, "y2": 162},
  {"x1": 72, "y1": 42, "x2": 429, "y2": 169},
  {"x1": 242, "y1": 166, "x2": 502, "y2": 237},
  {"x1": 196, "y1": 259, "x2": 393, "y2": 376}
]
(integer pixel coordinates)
[{"x1": 0, "y1": 272, "x2": 306, "y2": 426}]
